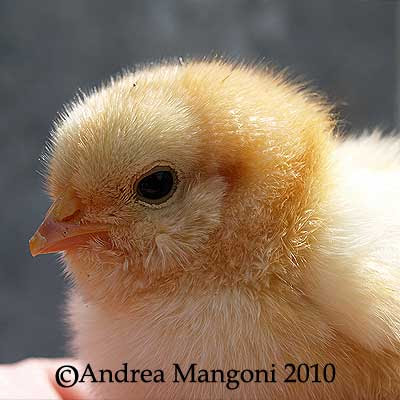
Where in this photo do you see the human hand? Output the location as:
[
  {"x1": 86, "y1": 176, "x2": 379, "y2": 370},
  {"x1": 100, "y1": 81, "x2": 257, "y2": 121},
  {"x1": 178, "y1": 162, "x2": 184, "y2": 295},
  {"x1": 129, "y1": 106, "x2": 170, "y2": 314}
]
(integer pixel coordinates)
[{"x1": 0, "y1": 358, "x2": 87, "y2": 400}]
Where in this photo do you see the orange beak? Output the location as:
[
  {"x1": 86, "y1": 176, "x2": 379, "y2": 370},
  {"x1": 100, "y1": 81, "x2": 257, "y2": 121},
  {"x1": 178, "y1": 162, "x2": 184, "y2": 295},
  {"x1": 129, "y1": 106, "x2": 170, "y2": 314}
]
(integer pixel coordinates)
[{"x1": 29, "y1": 189, "x2": 110, "y2": 257}]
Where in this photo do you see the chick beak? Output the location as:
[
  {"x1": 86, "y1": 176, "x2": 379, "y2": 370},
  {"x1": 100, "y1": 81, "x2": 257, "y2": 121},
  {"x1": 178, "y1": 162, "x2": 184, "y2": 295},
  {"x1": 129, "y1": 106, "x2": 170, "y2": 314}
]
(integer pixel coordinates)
[{"x1": 29, "y1": 189, "x2": 109, "y2": 257}]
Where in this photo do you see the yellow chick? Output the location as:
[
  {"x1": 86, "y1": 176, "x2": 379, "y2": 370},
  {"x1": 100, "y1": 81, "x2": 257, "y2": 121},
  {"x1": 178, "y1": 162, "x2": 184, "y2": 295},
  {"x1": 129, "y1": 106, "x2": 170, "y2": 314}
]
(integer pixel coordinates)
[{"x1": 30, "y1": 60, "x2": 400, "y2": 399}]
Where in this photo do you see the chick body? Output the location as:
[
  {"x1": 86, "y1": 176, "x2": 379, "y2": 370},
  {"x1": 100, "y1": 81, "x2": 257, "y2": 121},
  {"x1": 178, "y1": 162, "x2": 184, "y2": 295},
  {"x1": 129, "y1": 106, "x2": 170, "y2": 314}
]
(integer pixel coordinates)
[{"x1": 36, "y1": 61, "x2": 400, "y2": 399}]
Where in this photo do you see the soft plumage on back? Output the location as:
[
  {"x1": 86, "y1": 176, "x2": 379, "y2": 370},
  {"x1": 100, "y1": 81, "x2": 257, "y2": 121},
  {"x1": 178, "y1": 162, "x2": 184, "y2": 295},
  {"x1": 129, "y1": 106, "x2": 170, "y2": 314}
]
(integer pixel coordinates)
[{"x1": 30, "y1": 60, "x2": 400, "y2": 399}]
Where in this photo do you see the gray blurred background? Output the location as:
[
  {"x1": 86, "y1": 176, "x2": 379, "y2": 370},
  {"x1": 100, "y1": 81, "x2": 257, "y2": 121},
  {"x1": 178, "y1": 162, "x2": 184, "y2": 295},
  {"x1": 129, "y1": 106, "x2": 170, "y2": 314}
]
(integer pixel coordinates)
[{"x1": 0, "y1": 0, "x2": 396, "y2": 363}]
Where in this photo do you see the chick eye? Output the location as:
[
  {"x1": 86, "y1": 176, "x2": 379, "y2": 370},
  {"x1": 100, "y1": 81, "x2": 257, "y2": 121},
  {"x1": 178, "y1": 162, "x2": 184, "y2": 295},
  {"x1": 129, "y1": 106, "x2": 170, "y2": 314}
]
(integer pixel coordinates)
[{"x1": 136, "y1": 166, "x2": 177, "y2": 205}]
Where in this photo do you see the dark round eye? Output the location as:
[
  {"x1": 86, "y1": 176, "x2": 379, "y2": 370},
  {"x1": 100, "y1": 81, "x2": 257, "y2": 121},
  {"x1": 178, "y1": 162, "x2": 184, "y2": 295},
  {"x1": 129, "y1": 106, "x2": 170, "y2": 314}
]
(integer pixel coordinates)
[{"x1": 136, "y1": 166, "x2": 177, "y2": 205}]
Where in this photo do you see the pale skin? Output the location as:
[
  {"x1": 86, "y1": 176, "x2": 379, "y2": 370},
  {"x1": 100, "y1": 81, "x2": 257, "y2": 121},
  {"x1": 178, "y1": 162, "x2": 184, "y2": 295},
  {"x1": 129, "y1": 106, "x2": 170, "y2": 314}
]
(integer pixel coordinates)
[{"x1": 0, "y1": 358, "x2": 86, "y2": 400}]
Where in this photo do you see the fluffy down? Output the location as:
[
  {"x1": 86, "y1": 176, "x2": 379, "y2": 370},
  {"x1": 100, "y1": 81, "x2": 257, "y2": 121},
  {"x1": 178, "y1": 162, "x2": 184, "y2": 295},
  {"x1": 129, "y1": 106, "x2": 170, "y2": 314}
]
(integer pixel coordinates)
[{"x1": 34, "y1": 60, "x2": 400, "y2": 399}]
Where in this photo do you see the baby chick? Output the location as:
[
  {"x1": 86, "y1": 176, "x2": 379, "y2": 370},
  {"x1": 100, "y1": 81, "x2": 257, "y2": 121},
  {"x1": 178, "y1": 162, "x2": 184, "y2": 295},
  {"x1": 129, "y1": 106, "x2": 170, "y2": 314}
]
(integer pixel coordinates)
[{"x1": 30, "y1": 60, "x2": 400, "y2": 399}]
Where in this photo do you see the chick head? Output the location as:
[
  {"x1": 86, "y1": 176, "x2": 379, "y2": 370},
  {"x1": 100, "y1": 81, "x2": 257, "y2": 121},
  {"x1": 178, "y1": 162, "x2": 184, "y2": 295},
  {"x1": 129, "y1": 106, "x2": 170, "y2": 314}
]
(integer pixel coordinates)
[{"x1": 30, "y1": 60, "x2": 334, "y2": 306}]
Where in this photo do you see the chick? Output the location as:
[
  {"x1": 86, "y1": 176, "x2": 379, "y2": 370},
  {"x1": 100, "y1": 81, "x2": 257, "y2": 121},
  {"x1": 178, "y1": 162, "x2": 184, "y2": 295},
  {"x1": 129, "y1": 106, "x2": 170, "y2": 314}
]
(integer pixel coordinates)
[{"x1": 30, "y1": 60, "x2": 400, "y2": 399}]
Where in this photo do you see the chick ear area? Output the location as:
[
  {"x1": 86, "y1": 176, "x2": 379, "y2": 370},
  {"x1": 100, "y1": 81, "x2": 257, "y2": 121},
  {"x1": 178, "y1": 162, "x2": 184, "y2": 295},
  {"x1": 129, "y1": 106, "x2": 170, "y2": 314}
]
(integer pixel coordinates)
[{"x1": 135, "y1": 165, "x2": 178, "y2": 207}]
